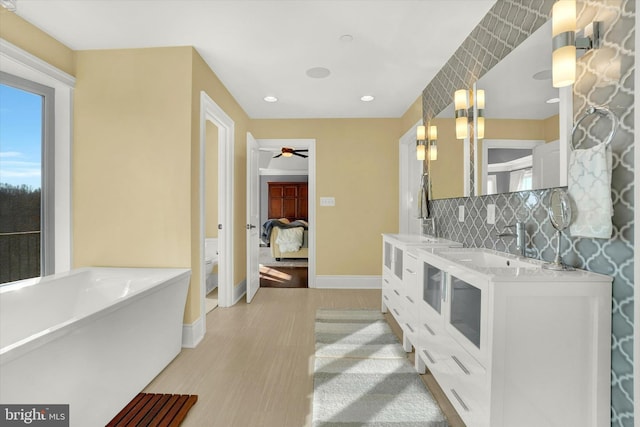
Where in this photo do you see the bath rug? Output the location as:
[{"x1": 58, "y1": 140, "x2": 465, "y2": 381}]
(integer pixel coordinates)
[
  {"x1": 315, "y1": 309, "x2": 406, "y2": 359},
  {"x1": 313, "y1": 358, "x2": 448, "y2": 427},
  {"x1": 312, "y1": 309, "x2": 448, "y2": 426},
  {"x1": 107, "y1": 393, "x2": 197, "y2": 427}
]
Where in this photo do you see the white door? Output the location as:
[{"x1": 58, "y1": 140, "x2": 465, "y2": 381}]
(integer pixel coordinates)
[
  {"x1": 246, "y1": 132, "x2": 261, "y2": 302},
  {"x1": 532, "y1": 140, "x2": 560, "y2": 189}
]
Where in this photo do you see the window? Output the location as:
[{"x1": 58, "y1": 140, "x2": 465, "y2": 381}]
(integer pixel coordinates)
[
  {"x1": 509, "y1": 168, "x2": 533, "y2": 192},
  {"x1": 0, "y1": 72, "x2": 55, "y2": 284}
]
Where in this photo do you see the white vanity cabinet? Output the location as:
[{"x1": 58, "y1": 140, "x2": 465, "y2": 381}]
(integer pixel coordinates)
[
  {"x1": 381, "y1": 234, "x2": 462, "y2": 353},
  {"x1": 414, "y1": 247, "x2": 612, "y2": 427}
]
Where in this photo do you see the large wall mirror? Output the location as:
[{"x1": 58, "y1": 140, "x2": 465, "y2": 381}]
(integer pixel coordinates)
[{"x1": 426, "y1": 5, "x2": 571, "y2": 200}]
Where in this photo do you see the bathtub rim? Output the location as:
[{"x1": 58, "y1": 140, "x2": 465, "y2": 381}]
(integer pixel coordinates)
[{"x1": 0, "y1": 266, "x2": 191, "y2": 365}]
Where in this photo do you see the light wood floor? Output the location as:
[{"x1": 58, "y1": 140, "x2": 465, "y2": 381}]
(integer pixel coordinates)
[{"x1": 144, "y1": 288, "x2": 465, "y2": 427}]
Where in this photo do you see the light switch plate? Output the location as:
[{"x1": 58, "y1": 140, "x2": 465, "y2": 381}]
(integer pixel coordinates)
[
  {"x1": 487, "y1": 204, "x2": 496, "y2": 224},
  {"x1": 320, "y1": 197, "x2": 335, "y2": 207},
  {"x1": 458, "y1": 205, "x2": 465, "y2": 222}
]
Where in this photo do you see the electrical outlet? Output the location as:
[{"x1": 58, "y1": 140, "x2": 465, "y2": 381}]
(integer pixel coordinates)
[
  {"x1": 458, "y1": 205, "x2": 465, "y2": 222},
  {"x1": 487, "y1": 204, "x2": 496, "y2": 225},
  {"x1": 320, "y1": 197, "x2": 335, "y2": 207}
]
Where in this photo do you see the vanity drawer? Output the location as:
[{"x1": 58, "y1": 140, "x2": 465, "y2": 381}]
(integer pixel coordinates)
[{"x1": 382, "y1": 288, "x2": 403, "y2": 323}]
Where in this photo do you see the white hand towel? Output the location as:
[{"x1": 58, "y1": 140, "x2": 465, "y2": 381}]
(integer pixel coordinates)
[{"x1": 567, "y1": 143, "x2": 613, "y2": 239}]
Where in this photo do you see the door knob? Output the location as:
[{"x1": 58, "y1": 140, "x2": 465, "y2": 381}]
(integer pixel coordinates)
[{"x1": 246, "y1": 224, "x2": 257, "y2": 229}]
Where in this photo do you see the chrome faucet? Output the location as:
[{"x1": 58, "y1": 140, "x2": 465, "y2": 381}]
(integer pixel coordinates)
[
  {"x1": 497, "y1": 222, "x2": 526, "y2": 257},
  {"x1": 424, "y1": 217, "x2": 437, "y2": 238}
]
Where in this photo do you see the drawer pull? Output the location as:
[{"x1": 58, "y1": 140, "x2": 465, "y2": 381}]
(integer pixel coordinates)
[
  {"x1": 406, "y1": 296, "x2": 414, "y2": 303},
  {"x1": 405, "y1": 268, "x2": 415, "y2": 274},
  {"x1": 422, "y1": 349, "x2": 435, "y2": 364},
  {"x1": 423, "y1": 323, "x2": 436, "y2": 336},
  {"x1": 393, "y1": 290, "x2": 400, "y2": 296},
  {"x1": 383, "y1": 295, "x2": 389, "y2": 301},
  {"x1": 452, "y1": 355, "x2": 470, "y2": 375},
  {"x1": 405, "y1": 323, "x2": 414, "y2": 333},
  {"x1": 393, "y1": 308, "x2": 400, "y2": 316},
  {"x1": 383, "y1": 278, "x2": 389, "y2": 284},
  {"x1": 450, "y1": 388, "x2": 470, "y2": 412}
]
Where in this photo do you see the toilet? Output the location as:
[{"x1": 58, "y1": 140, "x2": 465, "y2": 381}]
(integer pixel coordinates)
[{"x1": 205, "y1": 238, "x2": 219, "y2": 294}]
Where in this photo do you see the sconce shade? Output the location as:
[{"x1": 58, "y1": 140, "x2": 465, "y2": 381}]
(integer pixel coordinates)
[
  {"x1": 417, "y1": 125, "x2": 426, "y2": 140},
  {"x1": 428, "y1": 125, "x2": 438, "y2": 141},
  {"x1": 475, "y1": 90, "x2": 485, "y2": 109},
  {"x1": 454, "y1": 89, "x2": 468, "y2": 110},
  {"x1": 416, "y1": 143, "x2": 426, "y2": 161},
  {"x1": 477, "y1": 117, "x2": 485, "y2": 139},
  {"x1": 454, "y1": 89, "x2": 469, "y2": 139},
  {"x1": 552, "y1": 0, "x2": 577, "y2": 87},
  {"x1": 429, "y1": 141, "x2": 438, "y2": 161},
  {"x1": 455, "y1": 117, "x2": 468, "y2": 139}
]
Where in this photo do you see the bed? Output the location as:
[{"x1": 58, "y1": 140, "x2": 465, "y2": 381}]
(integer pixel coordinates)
[{"x1": 262, "y1": 219, "x2": 309, "y2": 260}]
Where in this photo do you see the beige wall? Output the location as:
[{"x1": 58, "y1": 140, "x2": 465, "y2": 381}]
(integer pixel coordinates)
[
  {"x1": 73, "y1": 48, "x2": 193, "y2": 273},
  {"x1": 399, "y1": 95, "x2": 422, "y2": 131},
  {"x1": 0, "y1": 9, "x2": 75, "y2": 76},
  {"x1": 251, "y1": 119, "x2": 400, "y2": 275},
  {"x1": 543, "y1": 114, "x2": 560, "y2": 142},
  {"x1": 431, "y1": 118, "x2": 464, "y2": 199}
]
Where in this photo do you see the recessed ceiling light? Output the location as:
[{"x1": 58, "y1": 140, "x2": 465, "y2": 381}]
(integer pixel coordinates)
[
  {"x1": 340, "y1": 34, "x2": 354, "y2": 42},
  {"x1": 532, "y1": 70, "x2": 552, "y2": 80},
  {"x1": 306, "y1": 67, "x2": 331, "y2": 79},
  {"x1": 264, "y1": 96, "x2": 278, "y2": 103},
  {"x1": 360, "y1": 95, "x2": 375, "y2": 102},
  {"x1": 546, "y1": 97, "x2": 560, "y2": 104}
]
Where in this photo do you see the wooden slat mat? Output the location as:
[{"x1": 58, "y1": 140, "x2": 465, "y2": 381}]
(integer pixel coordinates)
[{"x1": 107, "y1": 393, "x2": 197, "y2": 427}]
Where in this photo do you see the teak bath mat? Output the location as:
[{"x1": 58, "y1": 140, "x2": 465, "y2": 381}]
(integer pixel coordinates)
[{"x1": 106, "y1": 393, "x2": 197, "y2": 427}]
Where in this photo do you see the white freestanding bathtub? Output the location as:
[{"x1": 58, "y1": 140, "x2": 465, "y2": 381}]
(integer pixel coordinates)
[{"x1": 0, "y1": 267, "x2": 191, "y2": 427}]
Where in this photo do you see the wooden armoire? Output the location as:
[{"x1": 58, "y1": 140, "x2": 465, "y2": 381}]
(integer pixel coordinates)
[{"x1": 268, "y1": 182, "x2": 308, "y2": 221}]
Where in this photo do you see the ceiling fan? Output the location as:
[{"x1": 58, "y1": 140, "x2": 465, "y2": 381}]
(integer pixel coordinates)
[{"x1": 273, "y1": 147, "x2": 308, "y2": 158}]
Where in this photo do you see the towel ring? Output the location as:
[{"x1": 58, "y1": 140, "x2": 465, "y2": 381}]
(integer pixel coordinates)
[{"x1": 571, "y1": 105, "x2": 618, "y2": 150}]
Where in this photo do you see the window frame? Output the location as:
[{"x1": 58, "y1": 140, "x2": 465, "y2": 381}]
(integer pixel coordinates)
[{"x1": 1, "y1": 71, "x2": 56, "y2": 277}]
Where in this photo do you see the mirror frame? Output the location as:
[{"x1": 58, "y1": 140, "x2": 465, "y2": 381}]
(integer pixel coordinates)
[{"x1": 421, "y1": 0, "x2": 572, "y2": 199}]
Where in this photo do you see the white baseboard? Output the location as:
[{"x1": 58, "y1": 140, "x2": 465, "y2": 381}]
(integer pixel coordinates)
[
  {"x1": 181, "y1": 317, "x2": 204, "y2": 349},
  {"x1": 314, "y1": 275, "x2": 382, "y2": 289}
]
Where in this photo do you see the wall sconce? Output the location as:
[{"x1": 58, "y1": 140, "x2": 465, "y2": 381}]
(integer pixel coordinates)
[
  {"x1": 416, "y1": 125, "x2": 427, "y2": 161},
  {"x1": 454, "y1": 89, "x2": 469, "y2": 139},
  {"x1": 454, "y1": 89, "x2": 485, "y2": 140},
  {"x1": 552, "y1": 0, "x2": 602, "y2": 88},
  {"x1": 428, "y1": 125, "x2": 438, "y2": 161}
]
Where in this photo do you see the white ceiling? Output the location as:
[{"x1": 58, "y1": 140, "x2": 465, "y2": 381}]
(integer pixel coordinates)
[{"x1": 12, "y1": 0, "x2": 496, "y2": 119}]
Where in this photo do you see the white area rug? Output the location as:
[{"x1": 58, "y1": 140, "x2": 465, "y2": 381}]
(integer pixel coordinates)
[
  {"x1": 312, "y1": 309, "x2": 448, "y2": 427},
  {"x1": 315, "y1": 309, "x2": 406, "y2": 359}
]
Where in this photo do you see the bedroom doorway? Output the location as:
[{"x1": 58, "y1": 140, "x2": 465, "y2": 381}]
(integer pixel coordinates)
[{"x1": 249, "y1": 138, "x2": 316, "y2": 289}]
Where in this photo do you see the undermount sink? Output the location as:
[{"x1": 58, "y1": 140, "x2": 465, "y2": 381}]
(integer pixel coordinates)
[{"x1": 435, "y1": 248, "x2": 541, "y2": 270}]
